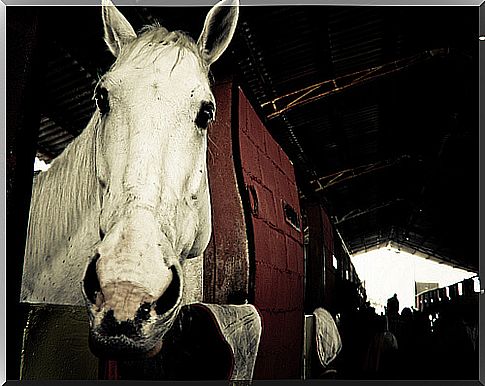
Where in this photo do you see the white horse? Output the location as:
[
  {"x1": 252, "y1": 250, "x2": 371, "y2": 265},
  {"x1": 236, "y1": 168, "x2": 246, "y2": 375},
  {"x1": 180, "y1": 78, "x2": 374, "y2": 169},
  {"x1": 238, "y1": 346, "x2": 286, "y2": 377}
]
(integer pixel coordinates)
[{"x1": 21, "y1": 0, "x2": 239, "y2": 358}]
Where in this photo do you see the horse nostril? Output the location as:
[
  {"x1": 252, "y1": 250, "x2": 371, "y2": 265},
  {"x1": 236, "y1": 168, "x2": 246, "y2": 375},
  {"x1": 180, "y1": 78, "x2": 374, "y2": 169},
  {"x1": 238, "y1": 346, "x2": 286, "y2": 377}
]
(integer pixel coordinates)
[
  {"x1": 155, "y1": 266, "x2": 180, "y2": 316},
  {"x1": 83, "y1": 253, "x2": 101, "y2": 305},
  {"x1": 101, "y1": 310, "x2": 140, "y2": 338},
  {"x1": 136, "y1": 302, "x2": 153, "y2": 321}
]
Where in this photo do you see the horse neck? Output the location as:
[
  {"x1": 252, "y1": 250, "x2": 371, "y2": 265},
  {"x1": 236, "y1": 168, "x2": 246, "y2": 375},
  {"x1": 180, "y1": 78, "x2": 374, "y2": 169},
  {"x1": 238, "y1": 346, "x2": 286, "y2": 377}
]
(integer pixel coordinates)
[{"x1": 27, "y1": 114, "x2": 101, "y2": 258}]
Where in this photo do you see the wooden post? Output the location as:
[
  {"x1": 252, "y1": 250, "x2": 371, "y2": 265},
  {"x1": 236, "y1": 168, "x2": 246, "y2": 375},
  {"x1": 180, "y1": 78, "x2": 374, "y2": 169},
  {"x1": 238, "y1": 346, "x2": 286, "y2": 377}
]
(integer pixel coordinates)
[{"x1": 6, "y1": 7, "x2": 44, "y2": 380}]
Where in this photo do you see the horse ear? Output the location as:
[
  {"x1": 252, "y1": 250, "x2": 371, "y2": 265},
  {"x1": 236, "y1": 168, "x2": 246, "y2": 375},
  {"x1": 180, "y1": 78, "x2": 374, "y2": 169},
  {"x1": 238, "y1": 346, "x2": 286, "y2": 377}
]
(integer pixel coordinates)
[
  {"x1": 102, "y1": 0, "x2": 137, "y2": 57},
  {"x1": 197, "y1": 0, "x2": 239, "y2": 66}
]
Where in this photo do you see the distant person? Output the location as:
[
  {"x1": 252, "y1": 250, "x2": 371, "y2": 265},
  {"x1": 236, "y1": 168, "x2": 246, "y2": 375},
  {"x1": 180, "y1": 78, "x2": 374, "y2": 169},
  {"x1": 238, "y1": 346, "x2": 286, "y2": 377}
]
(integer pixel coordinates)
[
  {"x1": 431, "y1": 305, "x2": 477, "y2": 379},
  {"x1": 362, "y1": 315, "x2": 399, "y2": 378},
  {"x1": 395, "y1": 307, "x2": 415, "y2": 378},
  {"x1": 387, "y1": 294, "x2": 399, "y2": 317}
]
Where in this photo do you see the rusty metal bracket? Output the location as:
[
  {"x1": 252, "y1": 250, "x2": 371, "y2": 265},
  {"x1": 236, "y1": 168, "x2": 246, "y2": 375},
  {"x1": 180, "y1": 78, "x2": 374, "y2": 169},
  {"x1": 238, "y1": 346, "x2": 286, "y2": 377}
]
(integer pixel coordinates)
[
  {"x1": 309, "y1": 155, "x2": 410, "y2": 192},
  {"x1": 261, "y1": 48, "x2": 449, "y2": 119},
  {"x1": 334, "y1": 198, "x2": 404, "y2": 225}
]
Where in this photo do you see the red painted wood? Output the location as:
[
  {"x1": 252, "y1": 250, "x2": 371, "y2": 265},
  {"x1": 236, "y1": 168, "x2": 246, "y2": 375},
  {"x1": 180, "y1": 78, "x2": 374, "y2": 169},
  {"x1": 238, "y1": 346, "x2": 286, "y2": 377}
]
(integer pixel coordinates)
[
  {"x1": 304, "y1": 203, "x2": 340, "y2": 314},
  {"x1": 203, "y1": 82, "x2": 304, "y2": 378},
  {"x1": 237, "y1": 88, "x2": 304, "y2": 379},
  {"x1": 106, "y1": 360, "x2": 119, "y2": 380},
  {"x1": 99, "y1": 359, "x2": 119, "y2": 380}
]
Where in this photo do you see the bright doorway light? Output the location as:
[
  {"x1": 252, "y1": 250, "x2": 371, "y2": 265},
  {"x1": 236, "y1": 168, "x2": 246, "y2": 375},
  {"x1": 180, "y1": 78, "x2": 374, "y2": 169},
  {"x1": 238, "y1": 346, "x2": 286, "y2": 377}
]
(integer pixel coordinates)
[
  {"x1": 457, "y1": 282, "x2": 463, "y2": 296},
  {"x1": 34, "y1": 157, "x2": 51, "y2": 172},
  {"x1": 351, "y1": 248, "x2": 476, "y2": 314},
  {"x1": 473, "y1": 277, "x2": 481, "y2": 293}
]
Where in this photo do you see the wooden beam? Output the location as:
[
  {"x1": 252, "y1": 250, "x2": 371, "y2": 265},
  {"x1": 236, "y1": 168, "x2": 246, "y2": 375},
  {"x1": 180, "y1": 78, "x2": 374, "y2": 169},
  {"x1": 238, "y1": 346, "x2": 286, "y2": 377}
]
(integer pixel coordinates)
[{"x1": 6, "y1": 7, "x2": 45, "y2": 379}]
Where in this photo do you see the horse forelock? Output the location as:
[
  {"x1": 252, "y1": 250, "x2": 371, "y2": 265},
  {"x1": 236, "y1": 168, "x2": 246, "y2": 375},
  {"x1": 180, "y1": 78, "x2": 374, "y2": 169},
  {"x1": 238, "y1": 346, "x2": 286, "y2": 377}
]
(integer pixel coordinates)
[{"x1": 111, "y1": 26, "x2": 208, "y2": 75}]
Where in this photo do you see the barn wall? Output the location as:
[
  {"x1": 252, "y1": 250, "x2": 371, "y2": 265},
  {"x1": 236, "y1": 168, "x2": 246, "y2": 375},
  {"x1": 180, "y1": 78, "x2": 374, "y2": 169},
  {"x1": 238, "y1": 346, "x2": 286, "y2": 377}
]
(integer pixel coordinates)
[
  {"x1": 321, "y1": 208, "x2": 339, "y2": 314},
  {"x1": 305, "y1": 204, "x2": 322, "y2": 313},
  {"x1": 304, "y1": 203, "x2": 337, "y2": 314},
  {"x1": 304, "y1": 202, "x2": 366, "y2": 318},
  {"x1": 237, "y1": 88, "x2": 304, "y2": 379}
]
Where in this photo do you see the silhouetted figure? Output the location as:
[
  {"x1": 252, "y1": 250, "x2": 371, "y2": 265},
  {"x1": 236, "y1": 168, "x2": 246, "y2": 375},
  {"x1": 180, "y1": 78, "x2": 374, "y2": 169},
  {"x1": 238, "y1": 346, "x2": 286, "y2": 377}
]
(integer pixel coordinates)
[
  {"x1": 430, "y1": 304, "x2": 477, "y2": 379},
  {"x1": 386, "y1": 294, "x2": 399, "y2": 317},
  {"x1": 362, "y1": 315, "x2": 398, "y2": 379},
  {"x1": 336, "y1": 303, "x2": 376, "y2": 379},
  {"x1": 395, "y1": 307, "x2": 419, "y2": 378},
  {"x1": 413, "y1": 309, "x2": 434, "y2": 378}
]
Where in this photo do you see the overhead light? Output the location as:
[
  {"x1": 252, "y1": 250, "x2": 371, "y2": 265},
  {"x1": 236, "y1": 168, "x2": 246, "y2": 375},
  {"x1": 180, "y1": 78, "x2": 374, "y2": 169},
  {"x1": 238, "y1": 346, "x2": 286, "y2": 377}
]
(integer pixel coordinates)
[{"x1": 480, "y1": 36, "x2": 485, "y2": 41}]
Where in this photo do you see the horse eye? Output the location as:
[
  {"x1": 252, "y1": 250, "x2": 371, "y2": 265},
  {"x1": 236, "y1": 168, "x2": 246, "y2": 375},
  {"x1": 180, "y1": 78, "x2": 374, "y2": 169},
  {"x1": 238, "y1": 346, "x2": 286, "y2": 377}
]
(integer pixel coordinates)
[
  {"x1": 195, "y1": 101, "x2": 215, "y2": 130},
  {"x1": 95, "y1": 86, "x2": 110, "y2": 115}
]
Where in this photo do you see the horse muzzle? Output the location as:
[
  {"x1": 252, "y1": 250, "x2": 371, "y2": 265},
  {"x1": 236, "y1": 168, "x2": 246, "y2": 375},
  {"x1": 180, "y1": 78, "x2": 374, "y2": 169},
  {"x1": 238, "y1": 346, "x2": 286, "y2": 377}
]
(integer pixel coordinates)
[{"x1": 82, "y1": 256, "x2": 183, "y2": 359}]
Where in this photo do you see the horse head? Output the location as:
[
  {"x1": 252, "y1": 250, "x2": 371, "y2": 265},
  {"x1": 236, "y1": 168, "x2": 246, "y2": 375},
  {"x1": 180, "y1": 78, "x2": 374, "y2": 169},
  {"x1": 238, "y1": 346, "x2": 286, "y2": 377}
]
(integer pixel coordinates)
[{"x1": 81, "y1": 0, "x2": 238, "y2": 358}]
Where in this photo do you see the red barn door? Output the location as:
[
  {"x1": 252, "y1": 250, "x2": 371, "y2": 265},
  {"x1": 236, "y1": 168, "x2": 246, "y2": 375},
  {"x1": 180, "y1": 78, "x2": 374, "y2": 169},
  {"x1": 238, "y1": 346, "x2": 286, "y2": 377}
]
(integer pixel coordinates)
[
  {"x1": 204, "y1": 79, "x2": 304, "y2": 379},
  {"x1": 237, "y1": 88, "x2": 304, "y2": 379}
]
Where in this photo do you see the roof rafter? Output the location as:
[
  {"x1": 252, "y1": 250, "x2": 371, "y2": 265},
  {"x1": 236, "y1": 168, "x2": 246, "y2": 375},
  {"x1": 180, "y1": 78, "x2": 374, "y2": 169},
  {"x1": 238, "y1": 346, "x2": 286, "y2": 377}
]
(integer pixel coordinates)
[
  {"x1": 310, "y1": 154, "x2": 410, "y2": 192},
  {"x1": 261, "y1": 48, "x2": 449, "y2": 119}
]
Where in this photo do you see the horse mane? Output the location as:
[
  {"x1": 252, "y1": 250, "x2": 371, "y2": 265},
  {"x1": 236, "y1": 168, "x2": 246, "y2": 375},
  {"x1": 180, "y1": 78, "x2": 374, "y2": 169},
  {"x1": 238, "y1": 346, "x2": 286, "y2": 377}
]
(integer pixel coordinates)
[{"x1": 26, "y1": 113, "x2": 102, "y2": 271}]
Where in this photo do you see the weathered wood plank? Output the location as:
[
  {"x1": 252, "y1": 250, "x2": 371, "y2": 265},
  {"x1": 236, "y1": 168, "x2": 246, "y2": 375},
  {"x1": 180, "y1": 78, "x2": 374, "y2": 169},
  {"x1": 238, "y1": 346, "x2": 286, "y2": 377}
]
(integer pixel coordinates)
[{"x1": 204, "y1": 77, "x2": 250, "y2": 304}]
